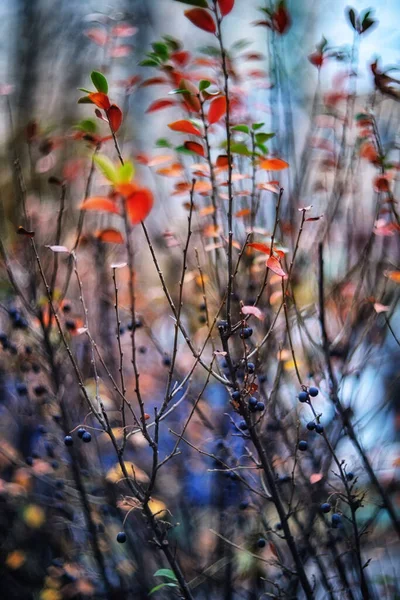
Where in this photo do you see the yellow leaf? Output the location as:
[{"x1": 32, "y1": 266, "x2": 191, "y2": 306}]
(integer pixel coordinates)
[
  {"x1": 23, "y1": 504, "x2": 45, "y2": 528},
  {"x1": 106, "y1": 462, "x2": 149, "y2": 484}
]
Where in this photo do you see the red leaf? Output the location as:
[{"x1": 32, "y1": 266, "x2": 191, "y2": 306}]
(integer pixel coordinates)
[
  {"x1": 248, "y1": 242, "x2": 272, "y2": 254},
  {"x1": 126, "y1": 188, "x2": 154, "y2": 224},
  {"x1": 273, "y1": 4, "x2": 291, "y2": 34},
  {"x1": 88, "y1": 92, "x2": 111, "y2": 110},
  {"x1": 217, "y1": 0, "x2": 234, "y2": 16},
  {"x1": 184, "y1": 8, "x2": 216, "y2": 33},
  {"x1": 373, "y1": 174, "x2": 391, "y2": 192},
  {"x1": 241, "y1": 305, "x2": 264, "y2": 320},
  {"x1": 95, "y1": 228, "x2": 124, "y2": 244},
  {"x1": 80, "y1": 197, "x2": 120, "y2": 214},
  {"x1": 208, "y1": 96, "x2": 226, "y2": 125},
  {"x1": 184, "y1": 141, "x2": 205, "y2": 157},
  {"x1": 107, "y1": 104, "x2": 123, "y2": 132},
  {"x1": 139, "y1": 77, "x2": 169, "y2": 88},
  {"x1": 216, "y1": 154, "x2": 229, "y2": 168},
  {"x1": 146, "y1": 99, "x2": 176, "y2": 113},
  {"x1": 171, "y1": 50, "x2": 191, "y2": 67},
  {"x1": 111, "y1": 24, "x2": 137, "y2": 37},
  {"x1": 266, "y1": 256, "x2": 287, "y2": 278},
  {"x1": 168, "y1": 120, "x2": 201, "y2": 135}
]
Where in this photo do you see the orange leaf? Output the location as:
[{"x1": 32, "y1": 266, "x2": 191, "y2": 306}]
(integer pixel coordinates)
[
  {"x1": 184, "y1": 8, "x2": 216, "y2": 33},
  {"x1": 88, "y1": 92, "x2": 111, "y2": 110},
  {"x1": 241, "y1": 305, "x2": 264, "y2": 320},
  {"x1": 184, "y1": 141, "x2": 205, "y2": 157},
  {"x1": 208, "y1": 96, "x2": 226, "y2": 125},
  {"x1": 107, "y1": 104, "x2": 122, "y2": 132},
  {"x1": 248, "y1": 242, "x2": 272, "y2": 254},
  {"x1": 95, "y1": 228, "x2": 124, "y2": 244},
  {"x1": 146, "y1": 99, "x2": 176, "y2": 113},
  {"x1": 217, "y1": 0, "x2": 234, "y2": 16},
  {"x1": 168, "y1": 120, "x2": 201, "y2": 136},
  {"x1": 199, "y1": 205, "x2": 216, "y2": 216},
  {"x1": 116, "y1": 182, "x2": 138, "y2": 197},
  {"x1": 235, "y1": 208, "x2": 251, "y2": 217},
  {"x1": 216, "y1": 154, "x2": 229, "y2": 168},
  {"x1": 80, "y1": 197, "x2": 120, "y2": 214},
  {"x1": 267, "y1": 256, "x2": 287, "y2": 278},
  {"x1": 126, "y1": 188, "x2": 153, "y2": 224},
  {"x1": 359, "y1": 142, "x2": 378, "y2": 163},
  {"x1": 171, "y1": 51, "x2": 191, "y2": 67},
  {"x1": 147, "y1": 155, "x2": 174, "y2": 167},
  {"x1": 259, "y1": 158, "x2": 289, "y2": 171},
  {"x1": 156, "y1": 163, "x2": 184, "y2": 177},
  {"x1": 385, "y1": 270, "x2": 400, "y2": 283}
]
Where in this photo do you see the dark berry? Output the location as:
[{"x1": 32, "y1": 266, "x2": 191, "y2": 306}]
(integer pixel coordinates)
[
  {"x1": 117, "y1": 531, "x2": 126, "y2": 543},
  {"x1": 14, "y1": 316, "x2": 28, "y2": 329},
  {"x1": 279, "y1": 475, "x2": 291, "y2": 484},
  {"x1": 199, "y1": 302, "x2": 206, "y2": 311},
  {"x1": 321, "y1": 502, "x2": 331, "y2": 513},
  {"x1": 331, "y1": 513, "x2": 342, "y2": 528},
  {"x1": 32, "y1": 364, "x2": 41, "y2": 373},
  {"x1": 240, "y1": 327, "x2": 253, "y2": 339},
  {"x1": 77, "y1": 427, "x2": 86, "y2": 439},
  {"x1": 298, "y1": 440, "x2": 308, "y2": 451},
  {"x1": 256, "y1": 402, "x2": 265, "y2": 412},
  {"x1": 25, "y1": 456, "x2": 33, "y2": 466},
  {"x1": 218, "y1": 320, "x2": 228, "y2": 331},
  {"x1": 258, "y1": 374, "x2": 267, "y2": 384},
  {"x1": 25, "y1": 345, "x2": 32, "y2": 354},
  {"x1": 62, "y1": 303, "x2": 71, "y2": 313},
  {"x1": 239, "y1": 501, "x2": 249, "y2": 510},
  {"x1": 346, "y1": 472, "x2": 354, "y2": 481},
  {"x1": 306, "y1": 421, "x2": 315, "y2": 431},
  {"x1": 198, "y1": 315, "x2": 207, "y2": 324},
  {"x1": 38, "y1": 425, "x2": 47, "y2": 435},
  {"x1": 232, "y1": 390, "x2": 241, "y2": 401},
  {"x1": 162, "y1": 356, "x2": 171, "y2": 367},
  {"x1": 247, "y1": 362, "x2": 255, "y2": 374},
  {"x1": 257, "y1": 537, "x2": 266, "y2": 548},
  {"x1": 275, "y1": 522, "x2": 282, "y2": 530},
  {"x1": 139, "y1": 346, "x2": 147, "y2": 354},
  {"x1": 51, "y1": 460, "x2": 59, "y2": 470},
  {"x1": 34, "y1": 384, "x2": 47, "y2": 396},
  {"x1": 82, "y1": 431, "x2": 92, "y2": 443},
  {"x1": 16, "y1": 382, "x2": 28, "y2": 395},
  {"x1": 64, "y1": 435, "x2": 73, "y2": 447},
  {"x1": 9, "y1": 344, "x2": 18, "y2": 355},
  {"x1": 128, "y1": 318, "x2": 143, "y2": 331},
  {"x1": 309, "y1": 386, "x2": 319, "y2": 397},
  {"x1": 315, "y1": 424, "x2": 324, "y2": 434},
  {"x1": 248, "y1": 396, "x2": 258, "y2": 408},
  {"x1": 238, "y1": 420, "x2": 248, "y2": 431},
  {"x1": 54, "y1": 491, "x2": 64, "y2": 500},
  {"x1": 56, "y1": 480, "x2": 64, "y2": 489},
  {"x1": 0, "y1": 333, "x2": 8, "y2": 345},
  {"x1": 298, "y1": 391, "x2": 309, "y2": 403},
  {"x1": 65, "y1": 320, "x2": 76, "y2": 331},
  {"x1": 119, "y1": 325, "x2": 126, "y2": 335}
]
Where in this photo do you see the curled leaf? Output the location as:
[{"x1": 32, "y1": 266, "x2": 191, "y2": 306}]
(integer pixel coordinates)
[
  {"x1": 146, "y1": 99, "x2": 176, "y2": 113},
  {"x1": 17, "y1": 226, "x2": 35, "y2": 237},
  {"x1": 266, "y1": 256, "x2": 287, "y2": 278},
  {"x1": 241, "y1": 305, "x2": 264, "y2": 320},
  {"x1": 107, "y1": 104, "x2": 123, "y2": 132},
  {"x1": 184, "y1": 141, "x2": 205, "y2": 157}
]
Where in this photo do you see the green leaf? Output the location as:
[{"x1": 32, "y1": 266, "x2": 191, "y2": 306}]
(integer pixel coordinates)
[
  {"x1": 255, "y1": 142, "x2": 268, "y2": 155},
  {"x1": 230, "y1": 38, "x2": 252, "y2": 52},
  {"x1": 175, "y1": 0, "x2": 208, "y2": 7},
  {"x1": 74, "y1": 119, "x2": 97, "y2": 134},
  {"x1": 139, "y1": 59, "x2": 159, "y2": 67},
  {"x1": 198, "y1": 45, "x2": 220, "y2": 57},
  {"x1": 175, "y1": 145, "x2": 195, "y2": 155},
  {"x1": 168, "y1": 88, "x2": 191, "y2": 95},
  {"x1": 361, "y1": 18, "x2": 376, "y2": 33},
  {"x1": 155, "y1": 138, "x2": 172, "y2": 148},
  {"x1": 163, "y1": 35, "x2": 181, "y2": 51},
  {"x1": 116, "y1": 161, "x2": 135, "y2": 184},
  {"x1": 231, "y1": 124, "x2": 249, "y2": 134},
  {"x1": 93, "y1": 154, "x2": 117, "y2": 183},
  {"x1": 91, "y1": 71, "x2": 108, "y2": 94},
  {"x1": 199, "y1": 80, "x2": 211, "y2": 92},
  {"x1": 77, "y1": 96, "x2": 94, "y2": 104},
  {"x1": 346, "y1": 7, "x2": 358, "y2": 31},
  {"x1": 230, "y1": 143, "x2": 251, "y2": 156},
  {"x1": 152, "y1": 42, "x2": 169, "y2": 61},
  {"x1": 251, "y1": 122, "x2": 265, "y2": 131},
  {"x1": 153, "y1": 569, "x2": 178, "y2": 581},
  {"x1": 78, "y1": 87, "x2": 94, "y2": 94},
  {"x1": 149, "y1": 583, "x2": 178, "y2": 595},
  {"x1": 255, "y1": 132, "x2": 275, "y2": 143}
]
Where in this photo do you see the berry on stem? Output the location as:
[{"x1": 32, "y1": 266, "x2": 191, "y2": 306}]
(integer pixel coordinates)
[
  {"x1": 298, "y1": 440, "x2": 308, "y2": 451},
  {"x1": 116, "y1": 531, "x2": 126, "y2": 543}
]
